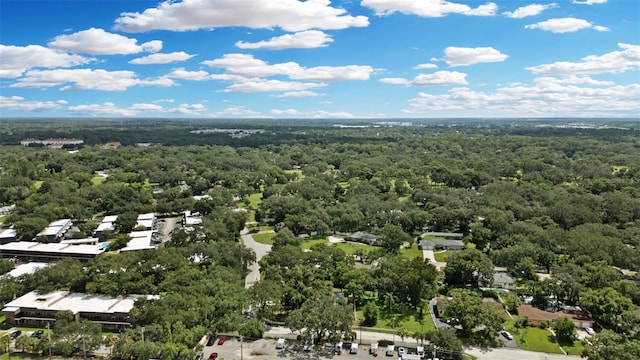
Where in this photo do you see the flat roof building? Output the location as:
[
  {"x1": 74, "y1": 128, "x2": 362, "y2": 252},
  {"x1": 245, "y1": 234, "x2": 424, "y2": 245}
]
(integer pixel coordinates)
[
  {"x1": 2, "y1": 290, "x2": 156, "y2": 330},
  {"x1": 0, "y1": 241, "x2": 104, "y2": 262},
  {"x1": 5, "y1": 262, "x2": 48, "y2": 278},
  {"x1": 36, "y1": 219, "x2": 73, "y2": 241},
  {"x1": 0, "y1": 227, "x2": 17, "y2": 244},
  {"x1": 120, "y1": 231, "x2": 156, "y2": 252},
  {"x1": 136, "y1": 213, "x2": 155, "y2": 230}
]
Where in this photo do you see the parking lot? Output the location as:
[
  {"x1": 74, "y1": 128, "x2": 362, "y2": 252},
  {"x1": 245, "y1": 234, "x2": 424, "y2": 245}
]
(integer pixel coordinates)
[{"x1": 200, "y1": 337, "x2": 421, "y2": 360}]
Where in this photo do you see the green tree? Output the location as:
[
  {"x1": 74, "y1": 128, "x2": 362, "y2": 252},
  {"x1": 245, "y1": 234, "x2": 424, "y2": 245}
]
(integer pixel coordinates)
[
  {"x1": 362, "y1": 302, "x2": 379, "y2": 327},
  {"x1": 579, "y1": 287, "x2": 634, "y2": 327},
  {"x1": 286, "y1": 292, "x2": 353, "y2": 343},
  {"x1": 443, "y1": 289, "x2": 505, "y2": 337},
  {"x1": 552, "y1": 317, "x2": 577, "y2": 344},
  {"x1": 378, "y1": 224, "x2": 412, "y2": 254},
  {"x1": 444, "y1": 249, "x2": 494, "y2": 288},
  {"x1": 426, "y1": 329, "x2": 463, "y2": 360},
  {"x1": 239, "y1": 319, "x2": 264, "y2": 339},
  {"x1": 582, "y1": 330, "x2": 640, "y2": 360}
]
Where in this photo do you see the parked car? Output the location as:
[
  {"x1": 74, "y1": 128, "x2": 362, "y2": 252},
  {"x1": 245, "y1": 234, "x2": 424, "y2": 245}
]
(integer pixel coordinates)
[
  {"x1": 397, "y1": 347, "x2": 405, "y2": 356},
  {"x1": 30, "y1": 330, "x2": 44, "y2": 339},
  {"x1": 195, "y1": 352, "x2": 203, "y2": 360},
  {"x1": 217, "y1": 336, "x2": 226, "y2": 345},
  {"x1": 10, "y1": 330, "x2": 21, "y2": 339},
  {"x1": 501, "y1": 330, "x2": 514, "y2": 340},
  {"x1": 208, "y1": 352, "x2": 218, "y2": 360},
  {"x1": 206, "y1": 335, "x2": 217, "y2": 346},
  {"x1": 584, "y1": 326, "x2": 595, "y2": 336}
]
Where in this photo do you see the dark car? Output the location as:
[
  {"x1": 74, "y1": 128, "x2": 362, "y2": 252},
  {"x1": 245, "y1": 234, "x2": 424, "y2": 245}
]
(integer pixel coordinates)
[
  {"x1": 30, "y1": 330, "x2": 44, "y2": 339},
  {"x1": 208, "y1": 352, "x2": 218, "y2": 360},
  {"x1": 217, "y1": 336, "x2": 226, "y2": 345},
  {"x1": 206, "y1": 335, "x2": 217, "y2": 346},
  {"x1": 10, "y1": 330, "x2": 21, "y2": 339}
]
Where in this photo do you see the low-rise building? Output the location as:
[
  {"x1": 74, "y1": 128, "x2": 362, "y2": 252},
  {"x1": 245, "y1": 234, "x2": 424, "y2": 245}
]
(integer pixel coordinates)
[
  {"x1": 0, "y1": 241, "x2": 104, "y2": 262},
  {"x1": 94, "y1": 215, "x2": 118, "y2": 237},
  {"x1": 0, "y1": 227, "x2": 17, "y2": 244},
  {"x1": 418, "y1": 239, "x2": 465, "y2": 250},
  {"x1": 517, "y1": 304, "x2": 594, "y2": 329},
  {"x1": 36, "y1": 219, "x2": 73, "y2": 241},
  {"x1": 120, "y1": 231, "x2": 156, "y2": 252},
  {"x1": 493, "y1": 272, "x2": 517, "y2": 290},
  {"x1": 136, "y1": 213, "x2": 156, "y2": 230},
  {"x1": 183, "y1": 210, "x2": 202, "y2": 226},
  {"x1": 2, "y1": 290, "x2": 156, "y2": 330}
]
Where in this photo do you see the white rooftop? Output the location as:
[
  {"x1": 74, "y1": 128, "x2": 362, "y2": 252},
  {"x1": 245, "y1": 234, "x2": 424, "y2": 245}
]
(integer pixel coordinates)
[
  {"x1": 102, "y1": 215, "x2": 118, "y2": 223},
  {"x1": 137, "y1": 213, "x2": 155, "y2": 220},
  {"x1": 0, "y1": 228, "x2": 16, "y2": 239},
  {"x1": 2, "y1": 290, "x2": 157, "y2": 315},
  {"x1": 49, "y1": 219, "x2": 72, "y2": 227},
  {"x1": 0, "y1": 241, "x2": 105, "y2": 256},
  {"x1": 6, "y1": 262, "x2": 48, "y2": 277},
  {"x1": 121, "y1": 231, "x2": 156, "y2": 252},
  {"x1": 136, "y1": 219, "x2": 154, "y2": 229}
]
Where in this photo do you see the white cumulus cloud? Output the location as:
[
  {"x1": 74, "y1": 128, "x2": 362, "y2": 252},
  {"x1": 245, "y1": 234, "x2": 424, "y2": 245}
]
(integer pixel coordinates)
[
  {"x1": 202, "y1": 53, "x2": 373, "y2": 81},
  {"x1": 380, "y1": 71, "x2": 468, "y2": 86},
  {"x1": 9, "y1": 68, "x2": 175, "y2": 91},
  {"x1": 167, "y1": 68, "x2": 211, "y2": 81},
  {"x1": 405, "y1": 81, "x2": 639, "y2": 117},
  {"x1": 0, "y1": 45, "x2": 92, "y2": 78},
  {"x1": 129, "y1": 51, "x2": 195, "y2": 64},
  {"x1": 236, "y1": 30, "x2": 333, "y2": 50},
  {"x1": 68, "y1": 102, "x2": 137, "y2": 116},
  {"x1": 414, "y1": 63, "x2": 438, "y2": 70},
  {"x1": 0, "y1": 96, "x2": 67, "y2": 111},
  {"x1": 114, "y1": 0, "x2": 368, "y2": 33},
  {"x1": 572, "y1": 0, "x2": 607, "y2": 5},
  {"x1": 526, "y1": 43, "x2": 640, "y2": 75},
  {"x1": 361, "y1": 0, "x2": 497, "y2": 17},
  {"x1": 224, "y1": 79, "x2": 327, "y2": 93},
  {"x1": 442, "y1": 46, "x2": 508, "y2": 66},
  {"x1": 503, "y1": 3, "x2": 557, "y2": 19},
  {"x1": 525, "y1": 17, "x2": 609, "y2": 33},
  {"x1": 274, "y1": 91, "x2": 323, "y2": 98},
  {"x1": 48, "y1": 28, "x2": 162, "y2": 54}
]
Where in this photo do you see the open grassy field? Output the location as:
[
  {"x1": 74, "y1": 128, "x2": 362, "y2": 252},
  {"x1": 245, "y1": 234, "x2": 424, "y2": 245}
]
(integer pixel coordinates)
[
  {"x1": 332, "y1": 241, "x2": 376, "y2": 255},
  {"x1": 504, "y1": 322, "x2": 563, "y2": 354},
  {"x1": 252, "y1": 232, "x2": 276, "y2": 245},
  {"x1": 399, "y1": 243, "x2": 423, "y2": 259}
]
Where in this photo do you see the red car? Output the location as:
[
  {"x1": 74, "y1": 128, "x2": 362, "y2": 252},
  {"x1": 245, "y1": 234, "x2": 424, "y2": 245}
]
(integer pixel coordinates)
[
  {"x1": 217, "y1": 336, "x2": 226, "y2": 345},
  {"x1": 208, "y1": 352, "x2": 218, "y2": 360}
]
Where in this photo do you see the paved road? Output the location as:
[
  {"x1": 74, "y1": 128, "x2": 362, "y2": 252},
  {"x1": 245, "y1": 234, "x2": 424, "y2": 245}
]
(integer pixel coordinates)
[
  {"x1": 465, "y1": 347, "x2": 579, "y2": 360},
  {"x1": 241, "y1": 227, "x2": 272, "y2": 288}
]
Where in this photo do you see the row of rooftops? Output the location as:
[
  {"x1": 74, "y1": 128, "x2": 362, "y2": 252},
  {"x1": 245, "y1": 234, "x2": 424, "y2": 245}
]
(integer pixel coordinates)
[{"x1": 2, "y1": 290, "x2": 158, "y2": 315}]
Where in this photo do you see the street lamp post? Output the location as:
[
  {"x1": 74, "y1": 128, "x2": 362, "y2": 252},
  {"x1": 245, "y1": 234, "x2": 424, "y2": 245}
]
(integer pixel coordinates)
[{"x1": 47, "y1": 322, "x2": 51, "y2": 360}]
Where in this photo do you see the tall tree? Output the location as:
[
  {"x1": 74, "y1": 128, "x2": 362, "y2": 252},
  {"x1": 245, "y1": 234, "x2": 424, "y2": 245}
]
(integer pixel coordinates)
[{"x1": 286, "y1": 292, "x2": 353, "y2": 343}]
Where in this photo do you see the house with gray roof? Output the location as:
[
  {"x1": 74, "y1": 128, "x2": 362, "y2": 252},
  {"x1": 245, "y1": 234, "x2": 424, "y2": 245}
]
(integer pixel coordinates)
[{"x1": 418, "y1": 239, "x2": 465, "y2": 251}]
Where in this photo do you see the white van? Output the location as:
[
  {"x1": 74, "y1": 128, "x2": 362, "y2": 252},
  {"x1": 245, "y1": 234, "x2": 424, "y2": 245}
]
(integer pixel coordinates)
[
  {"x1": 335, "y1": 341, "x2": 343, "y2": 353},
  {"x1": 416, "y1": 345, "x2": 425, "y2": 358},
  {"x1": 350, "y1": 342, "x2": 358, "y2": 354},
  {"x1": 385, "y1": 344, "x2": 395, "y2": 356},
  {"x1": 370, "y1": 342, "x2": 378, "y2": 355},
  {"x1": 276, "y1": 338, "x2": 285, "y2": 349}
]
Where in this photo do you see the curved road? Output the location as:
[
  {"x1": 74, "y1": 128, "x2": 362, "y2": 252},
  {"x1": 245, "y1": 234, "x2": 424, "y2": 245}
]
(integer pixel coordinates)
[{"x1": 241, "y1": 227, "x2": 273, "y2": 288}]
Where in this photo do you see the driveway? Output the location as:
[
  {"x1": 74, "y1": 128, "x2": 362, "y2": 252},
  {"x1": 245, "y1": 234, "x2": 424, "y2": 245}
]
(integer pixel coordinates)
[
  {"x1": 241, "y1": 227, "x2": 272, "y2": 288},
  {"x1": 422, "y1": 250, "x2": 446, "y2": 269}
]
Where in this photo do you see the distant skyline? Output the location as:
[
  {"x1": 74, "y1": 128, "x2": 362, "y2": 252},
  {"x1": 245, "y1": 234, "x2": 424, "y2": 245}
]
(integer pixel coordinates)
[{"x1": 1, "y1": 0, "x2": 638, "y2": 119}]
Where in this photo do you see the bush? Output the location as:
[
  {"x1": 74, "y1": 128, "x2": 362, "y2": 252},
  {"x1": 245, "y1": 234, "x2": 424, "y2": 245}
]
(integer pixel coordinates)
[
  {"x1": 362, "y1": 302, "x2": 379, "y2": 327},
  {"x1": 538, "y1": 320, "x2": 549, "y2": 329},
  {"x1": 239, "y1": 319, "x2": 264, "y2": 339}
]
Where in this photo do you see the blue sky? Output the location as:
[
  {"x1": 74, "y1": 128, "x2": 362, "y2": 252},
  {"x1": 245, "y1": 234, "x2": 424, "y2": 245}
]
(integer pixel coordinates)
[{"x1": 0, "y1": 0, "x2": 638, "y2": 118}]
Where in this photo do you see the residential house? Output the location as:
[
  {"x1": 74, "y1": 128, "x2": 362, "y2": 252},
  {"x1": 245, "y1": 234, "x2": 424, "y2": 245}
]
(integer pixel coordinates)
[
  {"x1": 493, "y1": 272, "x2": 517, "y2": 290},
  {"x1": 517, "y1": 304, "x2": 594, "y2": 328}
]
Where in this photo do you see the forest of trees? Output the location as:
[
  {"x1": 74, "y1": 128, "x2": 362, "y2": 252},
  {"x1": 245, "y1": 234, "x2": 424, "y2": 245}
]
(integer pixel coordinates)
[{"x1": 0, "y1": 119, "x2": 639, "y2": 359}]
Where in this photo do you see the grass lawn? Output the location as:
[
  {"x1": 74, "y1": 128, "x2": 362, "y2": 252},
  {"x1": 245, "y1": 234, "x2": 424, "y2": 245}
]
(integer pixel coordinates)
[
  {"x1": 332, "y1": 242, "x2": 376, "y2": 255},
  {"x1": 434, "y1": 250, "x2": 452, "y2": 262},
  {"x1": 0, "y1": 352, "x2": 33, "y2": 360},
  {"x1": 246, "y1": 193, "x2": 263, "y2": 209},
  {"x1": 301, "y1": 237, "x2": 329, "y2": 250},
  {"x1": 399, "y1": 244, "x2": 423, "y2": 259},
  {"x1": 364, "y1": 307, "x2": 436, "y2": 334},
  {"x1": 252, "y1": 232, "x2": 276, "y2": 245},
  {"x1": 561, "y1": 340, "x2": 585, "y2": 356},
  {"x1": 91, "y1": 175, "x2": 107, "y2": 185},
  {"x1": 504, "y1": 322, "x2": 563, "y2": 354}
]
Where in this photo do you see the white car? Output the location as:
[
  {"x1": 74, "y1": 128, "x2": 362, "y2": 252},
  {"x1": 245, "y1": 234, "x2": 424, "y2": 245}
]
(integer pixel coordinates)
[
  {"x1": 584, "y1": 326, "x2": 595, "y2": 336},
  {"x1": 501, "y1": 330, "x2": 514, "y2": 340},
  {"x1": 397, "y1": 347, "x2": 405, "y2": 356}
]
